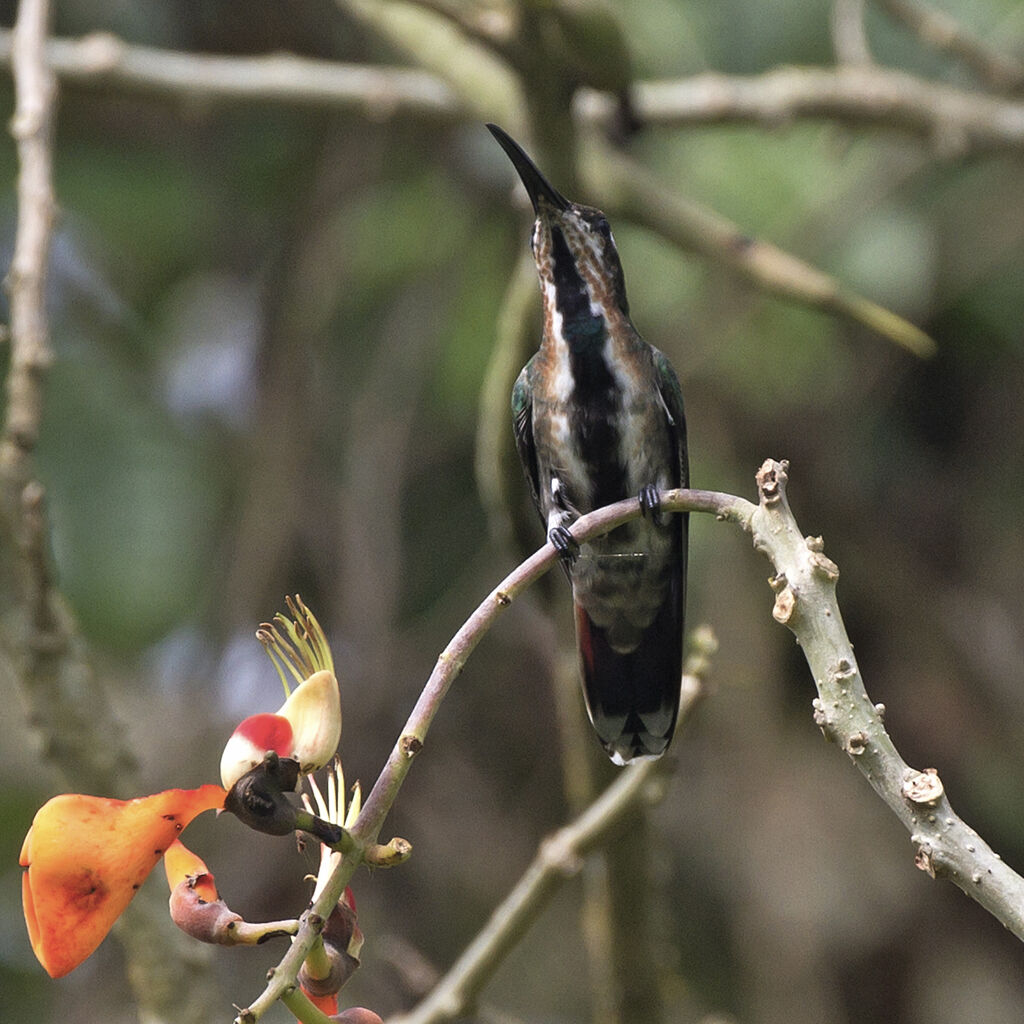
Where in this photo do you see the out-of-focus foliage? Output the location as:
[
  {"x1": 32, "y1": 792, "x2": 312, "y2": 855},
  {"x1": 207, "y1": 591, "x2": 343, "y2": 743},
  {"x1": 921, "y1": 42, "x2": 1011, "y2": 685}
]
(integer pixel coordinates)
[{"x1": 2, "y1": 0, "x2": 1024, "y2": 1022}]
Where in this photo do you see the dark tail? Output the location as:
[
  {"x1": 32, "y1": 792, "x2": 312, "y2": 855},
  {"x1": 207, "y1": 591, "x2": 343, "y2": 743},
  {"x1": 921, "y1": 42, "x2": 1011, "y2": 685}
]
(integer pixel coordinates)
[{"x1": 574, "y1": 564, "x2": 685, "y2": 765}]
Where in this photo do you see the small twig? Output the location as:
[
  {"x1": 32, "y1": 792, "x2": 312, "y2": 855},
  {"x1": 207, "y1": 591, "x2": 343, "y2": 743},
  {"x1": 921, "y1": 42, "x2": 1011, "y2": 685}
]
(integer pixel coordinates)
[
  {"x1": 876, "y1": 0, "x2": 1024, "y2": 93},
  {"x1": 279, "y1": 986, "x2": 336, "y2": 1024},
  {"x1": 832, "y1": 0, "x2": 874, "y2": 66}
]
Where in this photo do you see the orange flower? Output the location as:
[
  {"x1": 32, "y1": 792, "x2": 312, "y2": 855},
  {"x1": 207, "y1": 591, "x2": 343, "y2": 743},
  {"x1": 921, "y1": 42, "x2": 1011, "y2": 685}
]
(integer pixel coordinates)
[
  {"x1": 20, "y1": 785, "x2": 224, "y2": 978},
  {"x1": 20, "y1": 593, "x2": 341, "y2": 980}
]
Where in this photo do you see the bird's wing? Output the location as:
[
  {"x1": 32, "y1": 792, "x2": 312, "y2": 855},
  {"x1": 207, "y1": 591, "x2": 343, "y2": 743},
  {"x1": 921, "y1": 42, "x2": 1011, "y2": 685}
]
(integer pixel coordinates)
[
  {"x1": 511, "y1": 356, "x2": 543, "y2": 518},
  {"x1": 653, "y1": 347, "x2": 688, "y2": 488}
]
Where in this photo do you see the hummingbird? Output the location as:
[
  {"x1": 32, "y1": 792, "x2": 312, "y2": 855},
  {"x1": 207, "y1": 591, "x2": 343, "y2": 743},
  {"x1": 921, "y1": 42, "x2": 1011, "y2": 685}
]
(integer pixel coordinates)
[{"x1": 487, "y1": 124, "x2": 688, "y2": 765}]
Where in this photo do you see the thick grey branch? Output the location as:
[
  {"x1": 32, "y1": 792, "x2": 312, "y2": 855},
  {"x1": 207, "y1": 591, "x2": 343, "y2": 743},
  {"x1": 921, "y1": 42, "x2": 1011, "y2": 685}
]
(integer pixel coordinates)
[{"x1": 745, "y1": 459, "x2": 1024, "y2": 938}]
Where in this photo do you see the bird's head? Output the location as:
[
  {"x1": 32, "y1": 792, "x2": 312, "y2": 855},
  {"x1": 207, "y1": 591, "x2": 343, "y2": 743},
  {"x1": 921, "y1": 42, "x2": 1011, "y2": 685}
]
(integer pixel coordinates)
[{"x1": 488, "y1": 123, "x2": 630, "y2": 334}]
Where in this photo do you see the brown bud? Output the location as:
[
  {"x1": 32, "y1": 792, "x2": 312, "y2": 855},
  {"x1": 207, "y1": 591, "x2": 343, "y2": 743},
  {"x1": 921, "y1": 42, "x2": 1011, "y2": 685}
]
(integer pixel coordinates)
[
  {"x1": 299, "y1": 950, "x2": 360, "y2": 997},
  {"x1": 299, "y1": 896, "x2": 364, "y2": 995},
  {"x1": 327, "y1": 896, "x2": 362, "y2": 956},
  {"x1": 169, "y1": 878, "x2": 243, "y2": 944}
]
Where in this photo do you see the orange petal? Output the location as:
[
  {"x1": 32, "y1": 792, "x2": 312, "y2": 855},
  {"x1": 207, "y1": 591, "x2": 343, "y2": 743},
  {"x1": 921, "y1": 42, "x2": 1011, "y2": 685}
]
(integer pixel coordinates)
[
  {"x1": 164, "y1": 838, "x2": 218, "y2": 903},
  {"x1": 20, "y1": 784, "x2": 225, "y2": 978}
]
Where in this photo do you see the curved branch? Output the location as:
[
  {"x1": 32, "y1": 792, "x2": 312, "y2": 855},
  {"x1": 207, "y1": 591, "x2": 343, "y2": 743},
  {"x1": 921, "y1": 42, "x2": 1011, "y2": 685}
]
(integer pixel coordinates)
[
  {"x1": 386, "y1": 632, "x2": 715, "y2": 1024},
  {"x1": 233, "y1": 488, "x2": 743, "y2": 1023}
]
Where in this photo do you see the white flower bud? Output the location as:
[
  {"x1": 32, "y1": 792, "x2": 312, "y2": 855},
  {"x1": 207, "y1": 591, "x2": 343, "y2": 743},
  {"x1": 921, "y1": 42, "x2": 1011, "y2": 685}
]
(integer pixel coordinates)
[{"x1": 277, "y1": 669, "x2": 341, "y2": 774}]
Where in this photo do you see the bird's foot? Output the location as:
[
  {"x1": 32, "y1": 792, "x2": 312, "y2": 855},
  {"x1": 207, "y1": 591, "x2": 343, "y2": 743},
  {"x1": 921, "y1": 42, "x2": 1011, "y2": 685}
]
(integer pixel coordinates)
[
  {"x1": 549, "y1": 525, "x2": 580, "y2": 564},
  {"x1": 638, "y1": 485, "x2": 664, "y2": 525}
]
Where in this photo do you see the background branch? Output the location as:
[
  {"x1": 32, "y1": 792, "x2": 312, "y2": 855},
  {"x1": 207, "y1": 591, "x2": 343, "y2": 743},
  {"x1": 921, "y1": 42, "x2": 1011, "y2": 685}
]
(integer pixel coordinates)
[
  {"x1": 2, "y1": 0, "x2": 54, "y2": 469},
  {"x1": 0, "y1": 30, "x2": 954, "y2": 358},
  {"x1": 831, "y1": 0, "x2": 873, "y2": 66},
  {"x1": 2, "y1": 4, "x2": 220, "y2": 1021},
  {"x1": 587, "y1": 139, "x2": 936, "y2": 357},
  {"x1": 587, "y1": 65, "x2": 1024, "y2": 154},
  {"x1": 0, "y1": 29, "x2": 467, "y2": 117},
  {"x1": 876, "y1": 0, "x2": 1024, "y2": 93},
  {"x1": 12, "y1": 28, "x2": 1024, "y2": 157}
]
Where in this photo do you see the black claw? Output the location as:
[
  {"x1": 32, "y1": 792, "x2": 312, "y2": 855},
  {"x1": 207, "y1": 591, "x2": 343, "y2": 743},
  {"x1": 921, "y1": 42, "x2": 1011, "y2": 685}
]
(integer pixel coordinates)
[
  {"x1": 639, "y1": 485, "x2": 663, "y2": 523},
  {"x1": 549, "y1": 525, "x2": 580, "y2": 564}
]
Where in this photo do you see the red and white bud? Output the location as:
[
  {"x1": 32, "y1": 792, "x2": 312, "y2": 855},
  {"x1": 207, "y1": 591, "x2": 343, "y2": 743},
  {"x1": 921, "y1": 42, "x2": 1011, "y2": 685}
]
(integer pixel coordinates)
[
  {"x1": 276, "y1": 669, "x2": 341, "y2": 774},
  {"x1": 219, "y1": 712, "x2": 294, "y2": 790}
]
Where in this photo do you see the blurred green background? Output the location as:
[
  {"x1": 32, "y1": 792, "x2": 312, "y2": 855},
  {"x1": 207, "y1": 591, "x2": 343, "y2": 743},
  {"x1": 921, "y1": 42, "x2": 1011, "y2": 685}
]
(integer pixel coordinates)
[{"x1": 2, "y1": 0, "x2": 1024, "y2": 1022}]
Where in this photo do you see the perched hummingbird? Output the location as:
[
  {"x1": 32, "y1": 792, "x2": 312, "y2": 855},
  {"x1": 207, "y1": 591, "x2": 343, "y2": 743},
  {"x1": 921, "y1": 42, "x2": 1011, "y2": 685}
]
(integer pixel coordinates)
[{"x1": 487, "y1": 124, "x2": 688, "y2": 765}]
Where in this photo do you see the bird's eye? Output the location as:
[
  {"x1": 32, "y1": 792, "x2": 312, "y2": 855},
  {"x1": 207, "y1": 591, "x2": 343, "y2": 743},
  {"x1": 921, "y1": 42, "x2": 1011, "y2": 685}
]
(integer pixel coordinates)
[{"x1": 595, "y1": 217, "x2": 612, "y2": 240}]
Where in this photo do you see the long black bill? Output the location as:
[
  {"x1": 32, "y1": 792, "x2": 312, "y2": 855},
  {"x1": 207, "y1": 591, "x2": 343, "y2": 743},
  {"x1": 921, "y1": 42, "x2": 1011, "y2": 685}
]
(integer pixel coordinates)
[{"x1": 487, "y1": 123, "x2": 570, "y2": 214}]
